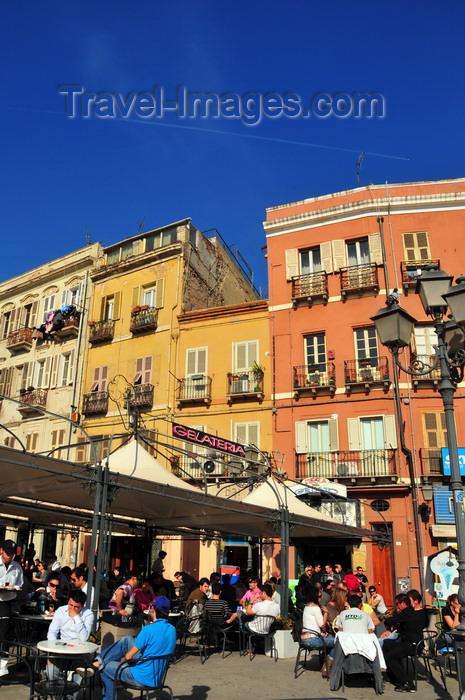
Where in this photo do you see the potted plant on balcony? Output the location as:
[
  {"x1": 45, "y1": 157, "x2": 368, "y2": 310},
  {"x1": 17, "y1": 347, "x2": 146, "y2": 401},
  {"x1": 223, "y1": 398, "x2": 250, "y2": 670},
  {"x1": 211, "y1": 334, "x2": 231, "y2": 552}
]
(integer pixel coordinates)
[
  {"x1": 251, "y1": 362, "x2": 265, "y2": 391},
  {"x1": 131, "y1": 306, "x2": 141, "y2": 314}
]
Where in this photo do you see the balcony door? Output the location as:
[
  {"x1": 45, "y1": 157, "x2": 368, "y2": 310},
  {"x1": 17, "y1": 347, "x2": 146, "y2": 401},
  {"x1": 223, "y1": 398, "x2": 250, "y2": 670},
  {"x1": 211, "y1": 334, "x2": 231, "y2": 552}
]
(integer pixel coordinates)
[{"x1": 305, "y1": 334, "x2": 326, "y2": 374}]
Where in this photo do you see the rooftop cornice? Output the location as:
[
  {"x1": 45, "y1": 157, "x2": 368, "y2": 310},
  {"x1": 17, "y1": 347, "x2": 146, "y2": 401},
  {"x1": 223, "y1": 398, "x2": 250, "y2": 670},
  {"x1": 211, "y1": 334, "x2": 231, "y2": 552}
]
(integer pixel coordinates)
[
  {"x1": 264, "y1": 190, "x2": 465, "y2": 235},
  {"x1": 178, "y1": 299, "x2": 268, "y2": 323},
  {"x1": 90, "y1": 241, "x2": 184, "y2": 281}
]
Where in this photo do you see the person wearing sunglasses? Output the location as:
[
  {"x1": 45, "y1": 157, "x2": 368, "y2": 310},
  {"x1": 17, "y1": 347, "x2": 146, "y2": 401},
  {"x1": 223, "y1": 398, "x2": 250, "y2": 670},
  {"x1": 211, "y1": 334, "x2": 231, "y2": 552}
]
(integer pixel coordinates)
[{"x1": 38, "y1": 573, "x2": 65, "y2": 612}]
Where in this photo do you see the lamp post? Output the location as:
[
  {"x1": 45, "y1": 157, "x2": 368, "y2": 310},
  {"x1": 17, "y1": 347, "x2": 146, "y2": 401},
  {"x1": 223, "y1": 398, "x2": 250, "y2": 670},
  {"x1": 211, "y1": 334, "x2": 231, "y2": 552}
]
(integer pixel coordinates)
[{"x1": 371, "y1": 267, "x2": 465, "y2": 698}]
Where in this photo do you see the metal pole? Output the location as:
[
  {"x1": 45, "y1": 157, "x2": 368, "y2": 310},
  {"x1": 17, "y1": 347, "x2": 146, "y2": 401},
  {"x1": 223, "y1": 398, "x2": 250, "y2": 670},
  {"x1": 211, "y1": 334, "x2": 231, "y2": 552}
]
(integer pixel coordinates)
[
  {"x1": 280, "y1": 507, "x2": 290, "y2": 617},
  {"x1": 435, "y1": 320, "x2": 465, "y2": 698}
]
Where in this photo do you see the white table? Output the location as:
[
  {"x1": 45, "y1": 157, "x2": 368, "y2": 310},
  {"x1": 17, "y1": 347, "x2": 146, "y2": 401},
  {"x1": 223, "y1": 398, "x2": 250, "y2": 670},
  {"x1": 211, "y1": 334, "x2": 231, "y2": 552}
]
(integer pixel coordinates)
[{"x1": 37, "y1": 639, "x2": 98, "y2": 655}]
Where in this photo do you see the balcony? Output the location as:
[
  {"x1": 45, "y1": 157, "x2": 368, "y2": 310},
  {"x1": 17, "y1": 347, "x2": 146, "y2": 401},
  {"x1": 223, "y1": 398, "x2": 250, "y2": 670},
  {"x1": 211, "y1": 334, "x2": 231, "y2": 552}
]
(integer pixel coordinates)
[
  {"x1": 130, "y1": 383, "x2": 154, "y2": 408},
  {"x1": 17, "y1": 388, "x2": 48, "y2": 416},
  {"x1": 226, "y1": 370, "x2": 264, "y2": 403},
  {"x1": 88, "y1": 320, "x2": 115, "y2": 344},
  {"x1": 291, "y1": 271, "x2": 328, "y2": 307},
  {"x1": 340, "y1": 263, "x2": 379, "y2": 299},
  {"x1": 7, "y1": 327, "x2": 33, "y2": 353},
  {"x1": 419, "y1": 448, "x2": 443, "y2": 476},
  {"x1": 400, "y1": 259, "x2": 440, "y2": 295},
  {"x1": 296, "y1": 449, "x2": 397, "y2": 482},
  {"x1": 129, "y1": 307, "x2": 158, "y2": 334},
  {"x1": 344, "y1": 356, "x2": 390, "y2": 392},
  {"x1": 82, "y1": 391, "x2": 109, "y2": 415},
  {"x1": 293, "y1": 363, "x2": 336, "y2": 396},
  {"x1": 176, "y1": 375, "x2": 212, "y2": 406},
  {"x1": 53, "y1": 313, "x2": 80, "y2": 340},
  {"x1": 410, "y1": 355, "x2": 441, "y2": 387}
]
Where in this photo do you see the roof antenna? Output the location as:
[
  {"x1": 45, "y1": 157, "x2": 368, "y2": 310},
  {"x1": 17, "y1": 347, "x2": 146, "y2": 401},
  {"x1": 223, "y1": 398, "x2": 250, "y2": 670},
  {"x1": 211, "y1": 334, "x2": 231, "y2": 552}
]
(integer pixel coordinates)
[
  {"x1": 85, "y1": 226, "x2": 91, "y2": 245},
  {"x1": 356, "y1": 152, "x2": 365, "y2": 187},
  {"x1": 138, "y1": 217, "x2": 146, "y2": 235}
]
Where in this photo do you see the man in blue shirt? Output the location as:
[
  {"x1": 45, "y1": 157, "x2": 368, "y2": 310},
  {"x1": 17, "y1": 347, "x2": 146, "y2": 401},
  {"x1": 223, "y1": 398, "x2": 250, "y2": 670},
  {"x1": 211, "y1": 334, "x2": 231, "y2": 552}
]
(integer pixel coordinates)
[{"x1": 97, "y1": 603, "x2": 176, "y2": 700}]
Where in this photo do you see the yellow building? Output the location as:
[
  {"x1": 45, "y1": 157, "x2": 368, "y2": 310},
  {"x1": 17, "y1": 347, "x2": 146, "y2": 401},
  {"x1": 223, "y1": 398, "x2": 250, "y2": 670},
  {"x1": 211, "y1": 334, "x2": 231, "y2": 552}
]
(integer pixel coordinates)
[{"x1": 79, "y1": 219, "x2": 260, "y2": 574}]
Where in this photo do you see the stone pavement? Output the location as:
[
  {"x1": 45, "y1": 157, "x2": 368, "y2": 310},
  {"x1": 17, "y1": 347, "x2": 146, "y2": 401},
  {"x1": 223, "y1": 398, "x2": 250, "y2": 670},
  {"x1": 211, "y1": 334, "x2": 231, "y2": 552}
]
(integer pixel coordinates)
[{"x1": 0, "y1": 647, "x2": 459, "y2": 700}]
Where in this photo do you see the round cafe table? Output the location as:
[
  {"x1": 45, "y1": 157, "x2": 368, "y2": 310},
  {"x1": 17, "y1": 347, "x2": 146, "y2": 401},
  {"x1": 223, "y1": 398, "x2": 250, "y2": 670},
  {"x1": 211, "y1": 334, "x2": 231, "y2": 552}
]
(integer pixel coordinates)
[{"x1": 37, "y1": 639, "x2": 98, "y2": 655}]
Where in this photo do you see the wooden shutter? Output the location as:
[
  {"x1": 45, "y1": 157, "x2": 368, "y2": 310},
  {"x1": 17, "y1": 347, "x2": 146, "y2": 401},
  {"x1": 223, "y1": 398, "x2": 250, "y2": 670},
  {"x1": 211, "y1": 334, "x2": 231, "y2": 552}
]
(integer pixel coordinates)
[
  {"x1": 113, "y1": 291, "x2": 121, "y2": 319},
  {"x1": 235, "y1": 424, "x2": 247, "y2": 445},
  {"x1": 30, "y1": 302, "x2": 38, "y2": 327},
  {"x1": 76, "y1": 437, "x2": 87, "y2": 463},
  {"x1": 383, "y1": 415, "x2": 397, "y2": 449},
  {"x1": 155, "y1": 279, "x2": 165, "y2": 308},
  {"x1": 332, "y1": 240, "x2": 347, "y2": 270},
  {"x1": 90, "y1": 366, "x2": 101, "y2": 391},
  {"x1": 133, "y1": 357, "x2": 143, "y2": 383},
  {"x1": 320, "y1": 242, "x2": 333, "y2": 273},
  {"x1": 285, "y1": 249, "x2": 299, "y2": 280},
  {"x1": 9, "y1": 308, "x2": 17, "y2": 333},
  {"x1": 295, "y1": 421, "x2": 309, "y2": 453},
  {"x1": 347, "y1": 418, "x2": 361, "y2": 450},
  {"x1": 197, "y1": 348, "x2": 207, "y2": 374},
  {"x1": 423, "y1": 411, "x2": 448, "y2": 448},
  {"x1": 248, "y1": 423, "x2": 259, "y2": 447},
  {"x1": 142, "y1": 356, "x2": 152, "y2": 383},
  {"x1": 186, "y1": 349, "x2": 197, "y2": 376},
  {"x1": 26, "y1": 362, "x2": 34, "y2": 388},
  {"x1": 131, "y1": 286, "x2": 141, "y2": 308},
  {"x1": 100, "y1": 296, "x2": 107, "y2": 321},
  {"x1": 328, "y1": 418, "x2": 339, "y2": 451},
  {"x1": 236, "y1": 342, "x2": 247, "y2": 370},
  {"x1": 68, "y1": 350, "x2": 75, "y2": 385},
  {"x1": 50, "y1": 355, "x2": 59, "y2": 388},
  {"x1": 43, "y1": 356, "x2": 51, "y2": 388},
  {"x1": 368, "y1": 233, "x2": 383, "y2": 265},
  {"x1": 403, "y1": 232, "x2": 430, "y2": 261},
  {"x1": 101, "y1": 365, "x2": 109, "y2": 391}
]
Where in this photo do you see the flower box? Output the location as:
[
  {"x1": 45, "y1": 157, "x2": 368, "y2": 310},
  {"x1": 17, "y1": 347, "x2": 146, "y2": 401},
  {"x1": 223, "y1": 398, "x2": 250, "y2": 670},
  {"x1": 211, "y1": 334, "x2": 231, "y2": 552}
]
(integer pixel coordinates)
[{"x1": 264, "y1": 629, "x2": 298, "y2": 658}]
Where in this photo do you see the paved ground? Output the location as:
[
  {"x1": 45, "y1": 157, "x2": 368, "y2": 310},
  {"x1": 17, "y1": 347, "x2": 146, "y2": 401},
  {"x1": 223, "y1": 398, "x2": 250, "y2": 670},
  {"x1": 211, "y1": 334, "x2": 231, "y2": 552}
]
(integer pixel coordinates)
[{"x1": 0, "y1": 645, "x2": 458, "y2": 700}]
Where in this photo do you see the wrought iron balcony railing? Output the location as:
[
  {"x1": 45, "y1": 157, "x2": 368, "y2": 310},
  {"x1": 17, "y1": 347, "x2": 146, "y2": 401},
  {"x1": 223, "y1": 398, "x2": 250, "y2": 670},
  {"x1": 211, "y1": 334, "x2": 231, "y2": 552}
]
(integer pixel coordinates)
[
  {"x1": 340, "y1": 263, "x2": 379, "y2": 298},
  {"x1": 291, "y1": 271, "x2": 328, "y2": 305},
  {"x1": 88, "y1": 320, "x2": 115, "y2": 344},
  {"x1": 17, "y1": 388, "x2": 48, "y2": 415},
  {"x1": 400, "y1": 259, "x2": 440, "y2": 294},
  {"x1": 344, "y1": 356, "x2": 390, "y2": 389},
  {"x1": 410, "y1": 355, "x2": 441, "y2": 386},
  {"x1": 7, "y1": 327, "x2": 34, "y2": 352},
  {"x1": 129, "y1": 307, "x2": 158, "y2": 333},
  {"x1": 226, "y1": 370, "x2": 264, "y2": 399},
  {"x1": 177, "y1": 375, "x2": 212, "y2": 404},
  {"x1": 296, "y1": 449, "x2": 397, "y2": 480},
  {"x1": 293, "y1": 363, "x2": 336, "y2": 394},
  {"x1": 130, "y1": 383, "x2": 154, "y2": 408},
  {"x1": 82, "y1": 391, "x2": 109, "y2": 415},
  {"x1": 419, "y1": 448, "x2": 443, "y2": 476}
]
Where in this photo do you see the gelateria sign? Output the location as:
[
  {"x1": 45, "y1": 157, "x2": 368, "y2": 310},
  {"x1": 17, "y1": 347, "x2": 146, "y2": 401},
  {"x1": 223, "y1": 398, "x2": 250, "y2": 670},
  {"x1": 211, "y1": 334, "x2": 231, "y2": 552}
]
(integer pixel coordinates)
[{"x1": 172, "y1": 423, "x2": 246, "y2": 458}]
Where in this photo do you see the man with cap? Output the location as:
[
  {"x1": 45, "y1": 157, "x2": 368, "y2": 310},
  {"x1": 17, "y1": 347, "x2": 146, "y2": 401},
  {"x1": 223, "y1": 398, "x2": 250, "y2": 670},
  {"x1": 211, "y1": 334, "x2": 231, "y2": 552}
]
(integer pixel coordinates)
[
  {"x1": 94, "y1": 601, "x2": 176, "y2": 700},
  {"x1": 0, "y1": 539, "x2": 23, "y2": 677}
]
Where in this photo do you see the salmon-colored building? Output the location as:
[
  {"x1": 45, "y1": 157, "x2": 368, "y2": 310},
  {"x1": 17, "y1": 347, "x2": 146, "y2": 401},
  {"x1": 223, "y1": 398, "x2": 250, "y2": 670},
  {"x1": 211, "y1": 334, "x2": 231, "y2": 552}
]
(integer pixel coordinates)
[{"x1": 264, "y1": 178, "x2": 465, "y2": 605}]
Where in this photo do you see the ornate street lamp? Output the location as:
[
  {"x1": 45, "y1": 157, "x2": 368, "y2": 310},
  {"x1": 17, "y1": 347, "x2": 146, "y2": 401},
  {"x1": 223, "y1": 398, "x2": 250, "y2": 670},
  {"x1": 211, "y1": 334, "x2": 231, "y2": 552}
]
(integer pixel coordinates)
[{"x1": 371, "y1": 268, "x2": 465, "y2": 698}]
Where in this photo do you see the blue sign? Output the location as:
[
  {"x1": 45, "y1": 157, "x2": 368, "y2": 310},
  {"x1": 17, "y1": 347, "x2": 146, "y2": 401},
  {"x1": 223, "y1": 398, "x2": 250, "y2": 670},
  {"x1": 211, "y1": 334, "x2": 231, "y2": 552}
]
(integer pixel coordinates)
[
  {"x1": 441, "y1": 448, "x2": 465, "y2": 476},
  {"x1": 434, "y1": 486, "x2": 465, "y2": 524}
]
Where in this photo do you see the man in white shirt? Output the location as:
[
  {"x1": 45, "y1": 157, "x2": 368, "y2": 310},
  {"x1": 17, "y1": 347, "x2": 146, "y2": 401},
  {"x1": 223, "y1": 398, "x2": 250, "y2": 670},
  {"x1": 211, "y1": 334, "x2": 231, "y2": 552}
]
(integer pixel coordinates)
[
  {"x1": 245, "y1": 583, "x2": 280, "y2": 634},
  {"x1": 338, "y1": 595, "x2": 375, "y2": 634},
  {"x1": 0, "y1": 539, "x2": 23, "y2": 677},
  {"x1": 48, "y1": 590, "x2": 94, "y2": 642}
]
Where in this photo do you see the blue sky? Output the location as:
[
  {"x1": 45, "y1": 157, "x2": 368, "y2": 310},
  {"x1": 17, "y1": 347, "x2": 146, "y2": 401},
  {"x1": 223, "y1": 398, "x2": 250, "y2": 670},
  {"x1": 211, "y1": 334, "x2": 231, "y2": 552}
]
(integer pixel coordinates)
[{"x1": 2, "y1": 2, "x2": 464, "y2": 296}]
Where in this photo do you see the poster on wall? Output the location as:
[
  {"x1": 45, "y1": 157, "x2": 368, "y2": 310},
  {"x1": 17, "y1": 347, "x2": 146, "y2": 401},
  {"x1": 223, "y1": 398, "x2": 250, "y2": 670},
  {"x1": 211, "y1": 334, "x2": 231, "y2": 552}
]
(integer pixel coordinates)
[{"x1": 424, "y1": 546, "x2": 459, "y2": 601}]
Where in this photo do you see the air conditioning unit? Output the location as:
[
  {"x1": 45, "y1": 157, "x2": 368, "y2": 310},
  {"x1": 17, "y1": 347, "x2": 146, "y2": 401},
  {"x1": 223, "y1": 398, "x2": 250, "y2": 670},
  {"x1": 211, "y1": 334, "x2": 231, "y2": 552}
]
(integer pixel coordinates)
[{"x1": 336, "y1": 462, "x2": 358, "y2": 477}]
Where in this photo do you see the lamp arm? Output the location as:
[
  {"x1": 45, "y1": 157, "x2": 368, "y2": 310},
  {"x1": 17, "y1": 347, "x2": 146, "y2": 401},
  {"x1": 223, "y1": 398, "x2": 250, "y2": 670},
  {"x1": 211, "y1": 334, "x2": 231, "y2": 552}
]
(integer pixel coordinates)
[{"x1": 391, "y1": 348, "x2": 440, "y2": 376}]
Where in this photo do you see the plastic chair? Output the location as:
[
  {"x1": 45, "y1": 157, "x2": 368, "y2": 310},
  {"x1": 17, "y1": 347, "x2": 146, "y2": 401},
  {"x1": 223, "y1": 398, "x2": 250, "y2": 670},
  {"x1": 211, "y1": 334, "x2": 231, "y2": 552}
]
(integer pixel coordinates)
[
  {"x1": 242, "y1": 615, "x2": 278, "y2": 661},
  {"x1": 112, "y1": 653, "x2": 173, "y2": 700},
  {"x1": 294, "y1": 632, "x2": 329, "y2": 679}
]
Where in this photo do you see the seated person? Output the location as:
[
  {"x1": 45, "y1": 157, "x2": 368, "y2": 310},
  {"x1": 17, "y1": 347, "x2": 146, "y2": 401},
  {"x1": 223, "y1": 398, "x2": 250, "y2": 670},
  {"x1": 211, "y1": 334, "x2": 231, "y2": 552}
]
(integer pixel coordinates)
[
  {"x1": 134, "y1": 580, "x2": 155, "y2": 611},
  {"x1": 337, "y1": 594, "x2": 375, "y2": 633},
  {"x1": 219, "y1": 574, "x2": 237, "y2": 612},
  {"x1": 109, "y1": 571, "x2": 140, "y2": 616},
  {"x1": 186, "y1": 577, "x2": 210, "y2": 605},
  {"x1": 382, "y1": 593, "x2": 425, "y2": 693},
  {"x1": 299, "y1": 585, "x2": 336, "y2": 663},
  {"x1": 205, "y1": 582, "x2": 231, "y2": 626},
  {"x1": 48, "y1": 589, "x2": 93, "y2": 641},
  {"x1": 226, "y1": 582, "x2": 279, "y2": 634},
  {"x1": 38, "y1": 572, "x2": 66, "y2": 611},
  {"x1": 438, "y1": 593, "x2": 460, "y2": 649},
  {"x1": 151, "y1": 573, "x2": 175, "y2": 601},
  {"x1": 368, "y1": 586, "x2": 388, "y2": 618},
  {"x1": 239, "y1": 577, "x2": 261, "y2": 609},
  {"x1": 95, "y1": 602, "x2": 176, "y2": 700}
]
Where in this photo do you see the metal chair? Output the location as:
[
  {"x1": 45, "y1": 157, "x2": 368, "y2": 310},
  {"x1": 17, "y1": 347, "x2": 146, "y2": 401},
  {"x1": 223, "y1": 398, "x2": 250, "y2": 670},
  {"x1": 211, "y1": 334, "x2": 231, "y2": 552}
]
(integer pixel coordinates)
[
  {"x1": 112, "y1": 653, "x2": 173, "y2": 700},
  {"x1": 407, "y1": 629, "x2": 447, "y2": 691},
  {"x1": 294, "y1": 632, "x2": 329, "y2": 679},
  {"x1": 0, "y1": 642, "x2": 35, "y2": 695},
  {"x1": 175, "y1": 612, "x2": 208, "y2": 663},
  {"x1": 28, "y1": 651, "x2": 83, "y2": 700},
  {"x1": 205, "y1": 613, "x2": 239, "y2": 658},
  {"x1": 241, "y1": 615, "x2": 278, "y2": 661}
]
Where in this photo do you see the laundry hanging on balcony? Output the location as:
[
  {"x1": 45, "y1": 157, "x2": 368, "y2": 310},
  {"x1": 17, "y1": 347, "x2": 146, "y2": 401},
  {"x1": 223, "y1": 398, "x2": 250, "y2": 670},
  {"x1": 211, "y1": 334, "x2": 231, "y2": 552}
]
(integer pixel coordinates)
[{"x1": 33, "y1": 304, "x2": 79, "y2": 340}]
